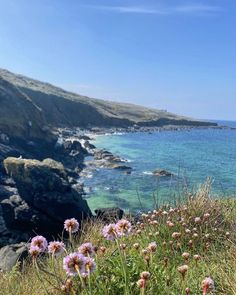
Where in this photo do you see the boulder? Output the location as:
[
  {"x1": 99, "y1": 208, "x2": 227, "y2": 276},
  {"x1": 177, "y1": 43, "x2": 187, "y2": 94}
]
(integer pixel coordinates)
[
  {"x1": 95, "y1": 207, "x2": 124, "y2": 222},
  {"x1": 152, "y1": 169, "x2": 174, "y2": 177},
  {"x1": 0, "y1": 243, "x2": 28, "y2": 272},
  {"x1": 1, "y1": 157, "x2": 91, "y2": 245}
]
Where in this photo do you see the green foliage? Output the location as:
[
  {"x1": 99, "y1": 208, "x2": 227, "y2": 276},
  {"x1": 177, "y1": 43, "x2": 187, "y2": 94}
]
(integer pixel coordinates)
[{"x1": 0, "y1": 185, "x2": 236, "y2": 295}]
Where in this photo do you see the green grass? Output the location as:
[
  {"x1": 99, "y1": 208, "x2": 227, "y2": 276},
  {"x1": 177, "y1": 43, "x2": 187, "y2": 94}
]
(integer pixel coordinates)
[{"x1": 1, "y1": 182, "x2": 236, "y2": 295}]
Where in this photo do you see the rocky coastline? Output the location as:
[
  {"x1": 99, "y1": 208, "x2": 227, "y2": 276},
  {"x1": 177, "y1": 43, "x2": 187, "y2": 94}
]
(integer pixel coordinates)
[{"x1": 0, "y1": 123, "x2": 234, "y2": 271}]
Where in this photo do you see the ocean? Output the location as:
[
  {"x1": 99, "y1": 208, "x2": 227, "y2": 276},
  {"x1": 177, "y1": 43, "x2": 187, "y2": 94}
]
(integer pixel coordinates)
[{"x1": 82, "y1": 120, "x2": 236, "y2": 213}]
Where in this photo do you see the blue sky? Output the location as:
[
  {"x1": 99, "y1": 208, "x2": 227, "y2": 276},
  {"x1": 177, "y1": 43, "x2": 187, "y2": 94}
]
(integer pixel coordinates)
[{"x1": 0, "y1": 0, "x2": 235, "y2": 120}]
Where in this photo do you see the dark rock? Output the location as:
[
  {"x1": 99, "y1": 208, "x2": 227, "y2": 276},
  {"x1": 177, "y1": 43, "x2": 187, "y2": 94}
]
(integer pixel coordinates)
[
  {"x1": 106, "y1": 163, "x2": 132, "y2": 170},
  {"x1": 54, "y1": 139, "x2": 87, "y2": 170},
  {"x1": 152, "y1": 169, "x2": 174, "y2": 177},
  {"x1": 83, "y1": 140, "x2": 96, "y2": 150},
  {"x1": 0, "y1": 243, "x2": 28, "y2": 272},
  {"x1": 1, "y1": 157, "x2": 91, "y2": 245},
  {"x1": 95, "y1": 207, "x2": 124, "y2": 222}
]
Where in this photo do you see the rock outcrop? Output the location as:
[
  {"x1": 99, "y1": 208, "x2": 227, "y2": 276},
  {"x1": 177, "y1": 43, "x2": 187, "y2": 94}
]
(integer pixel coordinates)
[
  {"x1": 152, "y1": 169, "x2": 174, "y2": 177},
  {"x1": 0, "y1": 157, "x2": 91, "y2": 247}
]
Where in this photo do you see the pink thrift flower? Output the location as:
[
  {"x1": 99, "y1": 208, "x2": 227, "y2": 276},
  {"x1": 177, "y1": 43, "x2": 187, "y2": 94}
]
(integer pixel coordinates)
[
  {"x1": 102, "y1": 224, "x2": 118, "y2": 240},
  {"x1": 30, "y1": 236, "x2": 48, "y2": 252},
  {"x1": 29, "y1": 245, "x2": 41, "y2": 258},
  {"x1": 202, "y1": 277, "x2": 215, "y2": 294},
  {"x1": 116, "y1": 219, "x2": 132, "y2": 236},
  {"x1": 48, "y1": 241, "x2": 65, "y2": 257},
  {"x1": 84, "y1": 257, "x2": 96, "y2": 275},
  {"x1": 63, "y1": 252, "x2": 86, "y2": 276},
  {"x1": 64, "y1": 218, "x2": 79, "y2": 233},
  {"x1": 78, "y1": 242, "x2": 95, "y2": 257}
]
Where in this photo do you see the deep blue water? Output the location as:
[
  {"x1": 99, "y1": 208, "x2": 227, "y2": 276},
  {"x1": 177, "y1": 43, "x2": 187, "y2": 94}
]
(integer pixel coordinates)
[{"x1": 83, "y1": 120, "x2": 236, "y2": 212}]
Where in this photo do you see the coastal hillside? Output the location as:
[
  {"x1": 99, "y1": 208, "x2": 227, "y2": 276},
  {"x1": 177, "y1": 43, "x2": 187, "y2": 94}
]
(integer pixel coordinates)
[{"x1": 0, "y1": 68, "x2": 216, "y2": 139}]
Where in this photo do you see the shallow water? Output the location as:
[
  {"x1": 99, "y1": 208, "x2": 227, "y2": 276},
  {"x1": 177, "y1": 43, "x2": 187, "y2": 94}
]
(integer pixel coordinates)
[{"x1": 83, "y1": 120, "x2": 236, "y2": 213}]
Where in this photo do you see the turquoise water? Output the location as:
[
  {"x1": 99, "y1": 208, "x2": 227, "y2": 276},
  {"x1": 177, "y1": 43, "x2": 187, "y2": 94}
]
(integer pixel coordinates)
[{"x1": 84, "y1": 121, "x2": 236, "y2": 213}]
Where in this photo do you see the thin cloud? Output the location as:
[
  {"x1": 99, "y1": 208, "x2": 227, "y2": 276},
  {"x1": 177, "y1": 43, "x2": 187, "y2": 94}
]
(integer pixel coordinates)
[{"x1": 87, "y1": 3, "x2": 222, "y2": 16}]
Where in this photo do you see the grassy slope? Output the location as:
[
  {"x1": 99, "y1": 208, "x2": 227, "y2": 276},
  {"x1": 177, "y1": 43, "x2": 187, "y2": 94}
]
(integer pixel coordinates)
[
  {"x1": 0, "y1": 68, "x2": 216, "y2": 130},
  {"x1": 1, "y1": 183, "x2": 236, "y2": 295}
]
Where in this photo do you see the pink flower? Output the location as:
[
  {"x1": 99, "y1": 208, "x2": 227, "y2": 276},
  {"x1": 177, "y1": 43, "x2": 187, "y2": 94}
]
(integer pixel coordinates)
[
  {"x1": 30, "y1": 236, "x2": 48, "y2": 252},
  {"x1": 29, "y1": 246, "x2": 41, "y2": 258},
  {"x1": 48, "y1": 241, "x2": 65, "y2": 257},
  {"x1": 137, "y1": 278, "x2": 146, "y2": 289},
  {"x1": 116, "y1": 219, "x2": 132, "y2": 236},
  {"x1": 102, "y1": 224, "x2": 118, "y2": 240},
  {"x1": 202, "y1": 277, "x2": 215, "y2": 294},
  {"x1": 78, "y1": 243, "x2": 95, "y2": 257},
  {"x1": 64, "y1": 218, "x2": 79, "y2": 233},
  {"x1": 147, "y1": 242, "x2": 157, "y2": 252},
  {"x1": 84, "y1": 257, "x2": 96, "y2": 275},
  {"x1": 63, "y1": 252, "x2": 86, "y2": 276}
]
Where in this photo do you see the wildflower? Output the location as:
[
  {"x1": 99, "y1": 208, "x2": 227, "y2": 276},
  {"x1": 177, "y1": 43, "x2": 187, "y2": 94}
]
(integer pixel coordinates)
[
  {"x1": 142, "y1": 249, "x2": 149, "y2": 255},
  {"x1": 102, "y1": 224, "x2": 118, "y2": 241},
  {"x1": 78, "y1": 242, "x2": 95, "y2": 257},
  {"x1": 182, "y1": 252, "x2": 190, "y2": 260},
  {"x1": 63, "y1": 252, "x2": 86, "y2": 276},
  {"x1": 84, "y1": 257, "x2": 96, "y2": 274},
  {"x1": 30, "y1": 236, "x2": 48, "y2": 252},
  {"x1": 29, "y1": 246, "x2": 41, "y2": 258},
  {"x1": 188, "y1": 240, "x2": 193, "y2": 248},
  {"x1": 193, "y1": 254, "x2": 201, "y2": 261},
  {"x1": 64, "y1": 218, "x2": 79, "y2": 233},
  {"x1": 193, "y1": 233, "x2": 199, "y2": 239},
  {"x1": 133, "y1": 243, "x2": 140, "y2": 250},
  {"x1": 137, "y1": 278, "x2": 146, "y2": 289},
  {"x1": 120, "y1": 243, "x2": 127, "y2": 250},
  {"x1": 185, "y1": 229, "x2": 191, "y2": 234},
  {"x1": 178, "y1": 265, "x2": 189, "y2": 279},
  {"x1": 48, "y1": 241, "x2": 65, "y2": 257},
  {"x1": 195, "y1": 217, "x2": 201, "y2": 224},
  {"x1": 61, "y1": 279, "x2": 73, "y2": 293},
  {"x1": 225, "y1": 231, "x2": 230, "y2": 238},
  {"x1": 100, "y1": 246, "x2": 106, "y2": 254},
  {"x1": 186, "y1": 287, "x2": 190, "y2": 295},
  {"x1": 148, "y1": 242, "x2": 157, "y2": 252},
  {"x1": 140, "y1": 271, "x2": 151, "y2": 280},
  {"x1": 116, "y1": 219, "x2": 132, "y2": 236},
  {"x1": 202, "y1": 277, "x2": 215, "y2": 294},
  {"x1": 167, "y1": 221, "x2": 175, "y2": 227},
  {"x1": 172, "y1": 232, "x2": 181, "y2": 239},
  {"x1": 203, "y1": 213, "x2": 210, "y2": 219}
]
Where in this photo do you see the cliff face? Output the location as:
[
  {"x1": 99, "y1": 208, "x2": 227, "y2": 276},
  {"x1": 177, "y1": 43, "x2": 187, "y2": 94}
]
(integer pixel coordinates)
[{"x1": 0, "y1": 68, "x2": 216, "y2": 132}]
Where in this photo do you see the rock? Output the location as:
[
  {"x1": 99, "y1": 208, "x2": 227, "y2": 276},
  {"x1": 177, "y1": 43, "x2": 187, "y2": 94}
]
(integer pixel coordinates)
[
  {"x1": 95, "y1": 207, "x2": 124, "y2": 222},
  {"x1": 83, "y1": 140, "x2": 96, "y2": 150},
  {"x1": 152, "y1": 169, "x2": 174, "y2": 177},
  {"x1": 1, "y1": 157, "x2": 91, "y2": 245},
  {"x1": 0, "y1": 243, "x2": 28, "y2": 272},
  {"x1": 54, "y1": 139, "x2": 87, "y2": 170},
  {"x1": 106, "y1": 163, "x2": 132, "y2": 171}
]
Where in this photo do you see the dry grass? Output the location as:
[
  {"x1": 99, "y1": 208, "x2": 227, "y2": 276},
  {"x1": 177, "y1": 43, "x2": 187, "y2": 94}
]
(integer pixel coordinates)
[{"x1": 0, "y1": 182, "x2": 236, "y2": 295}]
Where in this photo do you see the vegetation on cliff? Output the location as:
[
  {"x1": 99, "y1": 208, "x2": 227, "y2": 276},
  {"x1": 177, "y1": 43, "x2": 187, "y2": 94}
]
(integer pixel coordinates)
[
  {"x1": 0, "y1": 183, "x2": 235, "y2": 295},
  {"x1": 0, "y1": 68, "x2": 216, "y2": 140}
]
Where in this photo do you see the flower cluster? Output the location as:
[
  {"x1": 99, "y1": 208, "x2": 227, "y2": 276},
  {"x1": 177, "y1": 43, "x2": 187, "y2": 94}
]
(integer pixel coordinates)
[
  {"x1": 63, "y1": 252, "x2": 96, "y2": 277},
  {"x1": 102, "y1": 219, "x2": 132, "y2": 240}
]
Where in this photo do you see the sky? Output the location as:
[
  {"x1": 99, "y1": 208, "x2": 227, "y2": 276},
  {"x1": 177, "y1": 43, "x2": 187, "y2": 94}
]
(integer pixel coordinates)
[{"x1": 0, "y1": 0, "x2": 235, "y2": 121}]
